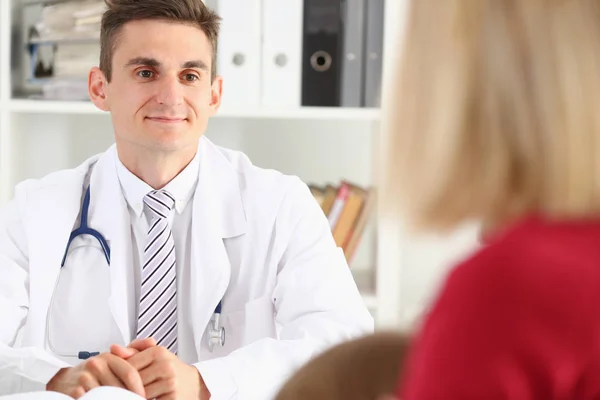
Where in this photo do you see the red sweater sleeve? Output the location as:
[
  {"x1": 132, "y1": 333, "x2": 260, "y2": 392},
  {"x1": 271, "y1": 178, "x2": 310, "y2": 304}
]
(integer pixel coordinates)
[{"x1": 399, "y1": 238, "x2": 600, "y2": 399}]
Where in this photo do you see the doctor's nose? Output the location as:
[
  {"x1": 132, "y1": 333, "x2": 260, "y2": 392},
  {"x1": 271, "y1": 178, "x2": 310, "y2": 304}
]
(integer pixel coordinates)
[{"x1": 155, "y1": 75, "x2": 184, "y2": 106}]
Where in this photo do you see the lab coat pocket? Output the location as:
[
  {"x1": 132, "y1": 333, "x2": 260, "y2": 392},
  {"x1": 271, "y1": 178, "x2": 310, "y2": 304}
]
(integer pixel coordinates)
[
  {"x1": 226, "y1": 295, "x2": 276, "y2": 347},
  {"x1": 203, "y1": 295, "x2": 276, "y2": 359},
  {"x1": 46, "y1": 237, "x2": 115, "y2": 362}
]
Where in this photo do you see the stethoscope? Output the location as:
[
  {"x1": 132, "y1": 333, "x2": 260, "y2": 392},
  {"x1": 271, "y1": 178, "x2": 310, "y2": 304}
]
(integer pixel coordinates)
[{"x1": 47, "y1": 186, "x2": 225, "y2": 360}]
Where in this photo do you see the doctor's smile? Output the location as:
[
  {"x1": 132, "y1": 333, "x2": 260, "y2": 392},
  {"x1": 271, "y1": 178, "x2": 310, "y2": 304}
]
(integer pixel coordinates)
[
  {"x1": 144, "y1": 115, "x2": 189, "y2": 129},
  {"x1": 0, "y1": 0, "x2": 373, "y2": 399},
  {"x1": 145, "y1": 117, "x2": 188, "y2": 124}
]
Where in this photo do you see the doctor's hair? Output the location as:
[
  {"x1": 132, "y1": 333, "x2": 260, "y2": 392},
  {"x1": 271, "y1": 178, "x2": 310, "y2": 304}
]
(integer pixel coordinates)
[
  {"x1": 381, "y1": 0, "x2": 600, "y2": 233},
  {"x1": 274, "y1": 331, "x2": 410, "y2": 400},
  {"x1": 100, "y1": 0, "x2": 221, "y2": 83}
]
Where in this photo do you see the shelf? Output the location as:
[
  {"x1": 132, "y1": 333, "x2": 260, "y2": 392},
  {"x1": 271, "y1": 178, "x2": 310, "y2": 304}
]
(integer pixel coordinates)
[
  {"x1": 7, "y1": 99, "x2": 381, "y2": 121},
  {"x1": 217, "y1": 106, "x2": 380, "y2": 121},
  {"x1": 28, "y1": 37, "x2": 99, "y2": 46},
  {"x1": 8, "y1": 99, "x2": 101, "y2": 114}
]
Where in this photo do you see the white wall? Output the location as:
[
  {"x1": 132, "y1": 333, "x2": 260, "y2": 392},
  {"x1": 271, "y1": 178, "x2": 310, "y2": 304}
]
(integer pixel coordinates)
[{"x1": 8, "y1": 112, "x2": 378, "y2": 274}]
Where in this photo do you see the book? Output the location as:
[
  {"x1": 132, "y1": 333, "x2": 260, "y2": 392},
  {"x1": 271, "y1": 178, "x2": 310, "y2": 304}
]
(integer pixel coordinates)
[
  {"x1": 343, "y1": 188, "x2": 376, "y2": 262},
  {"x1": 306, "y1": 180, "x2": 375, "y2": 266},
  {"x1": 332, "y1": 182, "x2": 367, "y2": 248},
  {"x1": 327, "y1": 182, "x2": 350, "y2": 230},
  {"x1": 320, "y1": 184, "x2": 338, "y2": 216}
]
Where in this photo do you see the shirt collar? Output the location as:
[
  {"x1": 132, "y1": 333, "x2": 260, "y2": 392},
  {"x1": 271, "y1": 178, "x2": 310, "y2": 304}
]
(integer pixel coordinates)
[{"x1": 115, "y1": 151, "x2": 200, "y2": 218}]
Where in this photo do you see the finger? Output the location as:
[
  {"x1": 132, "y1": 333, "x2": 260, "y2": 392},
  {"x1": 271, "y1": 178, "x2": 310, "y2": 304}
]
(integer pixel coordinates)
[
  {"x1": 139, "y1": 361, "x2": 169, "y2": 386},
  {"x1": 106, "y1": 355, "x2": 146, "y2": 398},
  {"x1": 110, "y1": 344, "x2": 138, "y2": 359},
  {"x1": 156, "y1": 394, "x2": 177, "y2": 400},
  {"x1": 145, "y1": 377, "x2": 176, "y2": 399},
  {"x1": 70, "y1": 386, "x2": 86, "y2": 399},
  {"x1": 127, "y1": 346, "x2": 162, "y2": 371},
  {"x1": 111, "y1": 338, "x2": 157, "y2": 360},
  {"x1": 84, "y1": 356, "x2": 126, "y2": 390},
  {"x1": 96, "y1": 365, "x2": 127, "y2": 389},
  {"x1": 128, "y1": 337, "x2": 157, "y2": 351},
  {"x1": 78, "y1": 371, "x2": 100, "y2": 393}
]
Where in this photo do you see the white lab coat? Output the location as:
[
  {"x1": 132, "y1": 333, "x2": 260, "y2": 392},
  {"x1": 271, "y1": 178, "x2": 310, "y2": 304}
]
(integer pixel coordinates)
[{"x1": 0, "y1": 137, "x2": 373, "y2": 399}]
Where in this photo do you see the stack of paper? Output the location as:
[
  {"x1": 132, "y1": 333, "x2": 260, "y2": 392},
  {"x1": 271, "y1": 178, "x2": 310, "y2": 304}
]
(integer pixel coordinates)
[
  {"x1": 28, "y1": 0, "x2": 106, "y2": 100},
  {"x1": 53, "y1": 43, "x2": 101, "y2": 79},
  {"x1": 34, "y1": 0, "x2": 106, "y2": 42}
]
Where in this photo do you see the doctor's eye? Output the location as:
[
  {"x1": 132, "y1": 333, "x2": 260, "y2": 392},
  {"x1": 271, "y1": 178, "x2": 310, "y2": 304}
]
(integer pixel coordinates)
[
  {"x1": 182, "y1": 73, "x2": 199, "y2": 82},
  {"x1": 137, "y1": 70, "x2": 154, "y2": 79}
]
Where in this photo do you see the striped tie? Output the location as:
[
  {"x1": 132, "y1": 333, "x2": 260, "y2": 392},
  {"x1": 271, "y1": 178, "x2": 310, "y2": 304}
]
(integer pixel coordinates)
[{"x1": 137, "y1": 189, "x2": 178, "y2": 354}]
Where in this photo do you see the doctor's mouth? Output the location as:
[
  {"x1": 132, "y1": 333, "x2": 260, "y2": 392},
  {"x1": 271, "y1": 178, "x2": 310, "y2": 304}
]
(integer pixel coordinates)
[{"x1": 145, "y1": 116, "x2": 189, "y2": 124}]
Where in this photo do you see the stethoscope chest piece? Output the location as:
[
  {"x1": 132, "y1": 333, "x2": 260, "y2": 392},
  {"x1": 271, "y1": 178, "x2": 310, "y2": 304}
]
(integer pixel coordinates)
[{"x1": 207, "y1": 312, "x2": 226, "y2": 351}]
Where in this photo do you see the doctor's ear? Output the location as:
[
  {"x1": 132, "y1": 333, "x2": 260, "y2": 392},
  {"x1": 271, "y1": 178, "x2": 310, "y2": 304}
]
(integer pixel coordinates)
[
  {"x1": 88, "y1": 67, "x2": 110, "y2": 111},
  {"x1": 208, "y1": 75, "x2": 223, "y2": 116}
]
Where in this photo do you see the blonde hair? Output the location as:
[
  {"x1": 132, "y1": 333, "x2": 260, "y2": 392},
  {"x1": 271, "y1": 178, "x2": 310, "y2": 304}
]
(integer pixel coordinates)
[{"x1": 383, "y1": 0, "x2": 600, "y2": 233}]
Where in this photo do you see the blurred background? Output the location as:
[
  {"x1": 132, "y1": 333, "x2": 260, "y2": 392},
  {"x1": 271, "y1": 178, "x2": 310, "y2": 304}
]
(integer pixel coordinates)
[{"x1": 0, "y1": 0, "x2": 480, "y2": 331}]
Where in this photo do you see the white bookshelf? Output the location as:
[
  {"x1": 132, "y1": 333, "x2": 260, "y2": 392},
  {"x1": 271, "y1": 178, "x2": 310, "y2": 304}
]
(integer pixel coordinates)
[
  {"x1": 8, "y1": 98, "x2": 381, "y2": 121},
  {"x1": 0, "y1": 0, "x2": 481, "y2": 332}
]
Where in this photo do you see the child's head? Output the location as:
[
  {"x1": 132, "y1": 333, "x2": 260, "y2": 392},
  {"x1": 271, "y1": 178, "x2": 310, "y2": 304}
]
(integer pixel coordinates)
[{"x1": 275, "y1": 332, "x2": 410, "y2": 400}]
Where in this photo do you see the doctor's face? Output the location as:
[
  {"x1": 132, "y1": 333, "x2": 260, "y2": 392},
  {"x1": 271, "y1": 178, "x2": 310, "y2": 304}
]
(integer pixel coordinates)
[{"x1": 89, "y1": 19, "x2": 222, "y2": 154}]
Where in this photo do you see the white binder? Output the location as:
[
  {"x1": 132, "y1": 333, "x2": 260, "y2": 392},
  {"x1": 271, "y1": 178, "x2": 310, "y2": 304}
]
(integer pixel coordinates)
[
  {"x1": 261, "y1": 0, "x2": 303, "y2": 108},
  {"x1": 214, "y1": 0, "x2": 262, "y2": 110}
]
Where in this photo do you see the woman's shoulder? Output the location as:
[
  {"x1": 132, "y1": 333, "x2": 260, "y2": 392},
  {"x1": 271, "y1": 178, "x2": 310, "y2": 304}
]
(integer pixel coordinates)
[
  {"x1": 474, "y1": 215, "x2": 600, "y2": 271},
  {"x1": 449, "y1": 215, "x2": 600, "y2": 310},
  {"x1": 401, "y1": 217, "x2": 600, "y2": 400}
]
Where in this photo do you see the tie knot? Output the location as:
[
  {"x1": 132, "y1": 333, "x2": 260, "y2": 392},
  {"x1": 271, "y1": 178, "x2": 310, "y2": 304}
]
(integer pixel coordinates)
[{"x1": 143, "y1": 190, "x2": 175, "y2": 219}]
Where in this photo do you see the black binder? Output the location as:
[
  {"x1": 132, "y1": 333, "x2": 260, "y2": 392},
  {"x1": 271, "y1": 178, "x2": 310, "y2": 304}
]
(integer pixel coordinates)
[{"x1": 301, "y1": 0, "x2": 343, "y2": 107}]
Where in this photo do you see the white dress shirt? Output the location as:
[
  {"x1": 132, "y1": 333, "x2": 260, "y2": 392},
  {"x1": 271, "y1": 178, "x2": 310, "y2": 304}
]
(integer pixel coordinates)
[{"x1": 115, "y1": 152, "x2": 200, "y2": 364}]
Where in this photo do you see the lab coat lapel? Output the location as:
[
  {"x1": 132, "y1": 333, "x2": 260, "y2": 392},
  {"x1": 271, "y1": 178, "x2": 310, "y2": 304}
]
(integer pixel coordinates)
[
  {"x1": 28, "y1": 162, "x2": 93, "y2": 339},
  {"x1": 88, "y1": 145, "x2": 132, "y2": 345},
  {"x1": 191, "y1": 138, "x2": 246, "y2": 353}
]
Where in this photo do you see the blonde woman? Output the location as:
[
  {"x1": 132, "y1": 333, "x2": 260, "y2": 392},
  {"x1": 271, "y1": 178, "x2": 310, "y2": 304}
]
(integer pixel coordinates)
[{"x1": 385, "y1": 0, "x2": 600, "y2": 398}]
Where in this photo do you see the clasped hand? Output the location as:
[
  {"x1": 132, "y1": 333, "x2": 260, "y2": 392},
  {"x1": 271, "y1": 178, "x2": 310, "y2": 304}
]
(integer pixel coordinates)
[{"x1": 46, "y1": 338, "x2": 209, "y2": 399}]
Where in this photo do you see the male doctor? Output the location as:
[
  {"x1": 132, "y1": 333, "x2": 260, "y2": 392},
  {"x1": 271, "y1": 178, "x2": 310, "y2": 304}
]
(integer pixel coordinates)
[{"x1": 0, "y1": 0, "x2": 373, "y2": 399}]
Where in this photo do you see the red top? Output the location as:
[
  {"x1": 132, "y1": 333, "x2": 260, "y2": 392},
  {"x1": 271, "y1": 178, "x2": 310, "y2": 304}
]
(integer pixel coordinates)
[{"x1": 399, "y1": 215, "x2": 600, "y2": 399}]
